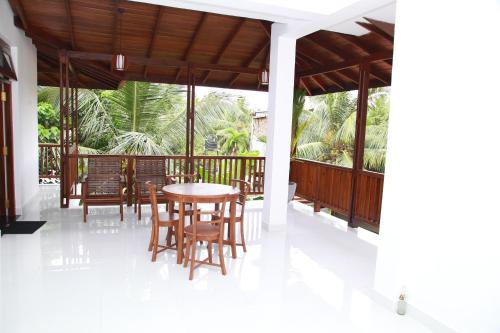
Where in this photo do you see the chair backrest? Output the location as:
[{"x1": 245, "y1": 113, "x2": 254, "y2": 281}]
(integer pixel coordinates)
[
  {"x1": 166, "y1": 173, "x2": 198, "y2": 185},
  {"x1": 88, "y1": 157, "x2": 122, "y2": 178},
  {"x1": 86, "y1": 157, "x2": 122, "y2": 195},
  {"x1": 136, "y1": 157, "x2": 167, "y2": 193},
  {"x1": 190, "y1": 195, "x2": 228, "y2": 237},
  {"x1": 146, "y1": 181, "x2": 159, "y2": 226},
  {"x1": 230, "y1": 179, "x2": 250, "y2": 208}
]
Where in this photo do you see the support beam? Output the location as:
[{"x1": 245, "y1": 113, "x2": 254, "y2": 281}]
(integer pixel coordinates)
[
  {"x1": 262, "y1": 23, "x2": 296, "y2": 231},
  {"x1": 297, "y1": 51, "x2": 392, "y2": 77},
  {"x1": 66, "y1": 51, "x2": 260, "y2": 75},
  {"x1": 348, "y1": 64, "x2": 370, "y2": 227},
  {"x1": 174, "y1": 13, "x2": 208, "y2": 82},
  {"x1": 143, "y1": 7, "x2": 164, "y2": 78}
]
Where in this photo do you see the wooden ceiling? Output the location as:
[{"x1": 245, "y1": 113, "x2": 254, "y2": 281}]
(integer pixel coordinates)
[{"x1": 7, "y1": 0, "x2": 394, "y2": 95}]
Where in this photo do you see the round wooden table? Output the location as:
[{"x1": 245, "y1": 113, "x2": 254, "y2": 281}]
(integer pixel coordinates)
[{"x1": 162, "y1": 183, "x2": 240, "y2": 264}]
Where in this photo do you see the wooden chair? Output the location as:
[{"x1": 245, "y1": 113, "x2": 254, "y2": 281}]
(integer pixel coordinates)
[
  {"x1": 147, "y1": 182, "x2": 180, "y2": 262},
  {"x1": 134, "y1": 157, "x2": 168, "y2": 220},
  {"x1": 183, "y1": 195, "x2": 228, "y2": 280},
  {"x1": 82, "y1": 157, "x2": 125, "y2": 223},
  {"x1": 224, "y1": 179, "x2": 250, "y2": 252}
]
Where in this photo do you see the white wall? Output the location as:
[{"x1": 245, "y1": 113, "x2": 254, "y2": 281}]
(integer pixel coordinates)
[
  {"x1": 376, "y1": 1, "x2": 500, "y2": 332},
  {"x1": 0, "y1": 0, "x2": 39, "y2": 215}
]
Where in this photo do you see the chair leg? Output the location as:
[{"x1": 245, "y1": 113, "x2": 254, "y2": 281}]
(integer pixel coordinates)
[
  {"x1": 120, "y1": 202, "x2": 124, "y2": 222},
  {"x1": 83, "y1": 203, "x2": 87, "y2": 223},
  {"x1": 189, "y1": 239, "x2": 197, "y2": 280},
  {"x1": 166, "y1": 227, "x2": 173, "y2": 247},
  {"x1": 148, "y1": 224, "x2": 154, "y2": 252},
  {"x1": 152, "y1": 226, "x2": 159, "y2": 262},
  {"x1": 134, "y1": 200, "x2": 137, "y2": 213},
  {"x1": 184, "y1": 237, "x2": 191, "y2": 268},
  {"x1": 240, "y1": 220, "x2": 247, "y2": 252},
  {"x1": 208, "y1": 241, "x2": 213, "y2": 264},
  {"x1": 138, "y1": 203, "x2": 142, "y2": 220},
  {"x1": 218, "y1": 240, "x2": 226, "y2": 275}
]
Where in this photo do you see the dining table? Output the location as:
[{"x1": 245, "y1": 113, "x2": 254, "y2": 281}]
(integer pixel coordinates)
[{"x1": 162, "y1": 183, "x2": 241, "y2": 264}]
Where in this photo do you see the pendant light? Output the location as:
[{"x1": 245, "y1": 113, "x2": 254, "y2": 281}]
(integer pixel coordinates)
[
  {"x1": 112, "y1": 8, "x2": 128, "y2": 71},
  {"x1": 258, "y1": 67, "x2": 269, "y2": 85}
]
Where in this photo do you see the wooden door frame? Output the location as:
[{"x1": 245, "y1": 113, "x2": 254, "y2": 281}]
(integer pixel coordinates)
[{"x1": 0, "y1": 82, "x2": 16, "y2": 216}]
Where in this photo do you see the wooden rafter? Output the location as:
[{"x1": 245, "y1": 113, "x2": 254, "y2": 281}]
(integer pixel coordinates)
[
  {"x1": 174, "y1": 13, "x2": 208, "y2": 82},
  {"x1": 200, "y1": 18, "x2": 246, "y2": 84},
  {"x1": 305, "y1": 35, "x2": 388, "y2": 85},
  {"x1": 364, "y1": 17, "x2": 394, "y2": 37},
  {"x1": 227, "y1": 40, "x2": 269, "y2": 87},
  {"x1": 297, "y1": 51, "x2": 392, "y2": 77},
  {"x1": 64, "y1": 0, "x2": 77, "y2": 50},
  {"x1": 8, "y1": 0, "x2": 29, "y2": 32},
  {"x1": 357, "y1": 21, "x2": 394, "y2": 43},
  {"x1": 310, "y1": 76, "x2": 326, "y2": 92},
  {"x1": 143, "y1": 7, "x2": 164, "y2": 78},
  {"x1": 296, "y1": 49, "x2": 347, "y2": 90},
  {"x1": 299, "y1": 78, "x2": 312, "y2": 95}
]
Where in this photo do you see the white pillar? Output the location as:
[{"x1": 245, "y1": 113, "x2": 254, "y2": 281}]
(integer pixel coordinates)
[{"x1": 262, "y1": 23, "x2": 296, "y2": 231}]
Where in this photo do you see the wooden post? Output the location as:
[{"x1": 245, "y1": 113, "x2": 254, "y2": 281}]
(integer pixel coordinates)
[
  {"x1": 189, "y1": 74, "x2": 195, "y2": 177},
  {"x1": 127, "y1": 157, "x2": 134, "y2": 206},
  {"x1": 348, "y1": 64, "x2": 370, "y2": 227},
  {"x1": 185, "y1": 66, "x2": 191, "y2": 177},
  {"x1": 314, "y1": 202, "x2": 321, "y2": 212}
]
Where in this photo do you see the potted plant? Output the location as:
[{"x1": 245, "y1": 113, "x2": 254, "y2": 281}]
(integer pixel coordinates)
[{"x1": 288, "y1": 181, "x2": 297, "y2": 202}]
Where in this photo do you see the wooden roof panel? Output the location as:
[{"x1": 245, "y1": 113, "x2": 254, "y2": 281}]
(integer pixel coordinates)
[{"x1": 9, "y1": 0, "x2": 393, "y2": 95}]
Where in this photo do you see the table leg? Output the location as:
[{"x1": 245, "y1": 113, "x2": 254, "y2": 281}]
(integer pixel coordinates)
[
  {"x1": 229, "y1": 199, "x2": 237, "y2": 258},
  {"x1": 177, "y1": 202, "x2": 185, "y2": 264}
]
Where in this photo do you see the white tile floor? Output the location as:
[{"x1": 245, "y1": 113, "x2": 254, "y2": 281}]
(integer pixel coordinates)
[{"x1": 1, "y1": 185, "x2": 433, "y2": 333}]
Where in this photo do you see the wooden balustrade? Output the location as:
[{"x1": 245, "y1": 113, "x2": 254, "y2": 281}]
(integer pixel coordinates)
[
  {"x1": 38, "y1": 145, "x2": 265, "y2": 200},
  {"x1": 289, "y1": 158, "x2": 384, "y2": 233},
  {"x1": 39, "y1": 143, "x2": 61, "y2": 179}
]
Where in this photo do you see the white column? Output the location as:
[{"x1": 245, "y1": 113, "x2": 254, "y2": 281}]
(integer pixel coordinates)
[{"x1": 262, "y1": 23, "x2": 296, "y2": 231}]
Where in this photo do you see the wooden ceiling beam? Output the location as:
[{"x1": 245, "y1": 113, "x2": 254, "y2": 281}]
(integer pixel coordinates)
[
  {"x1": 297, "y1": 50, "x2": 392, "y2": 77},
  {"x1": 64, "y1": 0, "x2": 77, "y2": 50},
  {"x1": 143, "y1": 7, "x2": 164, "y2": 78},
  {"x1": 357, "y1": 22, "x2": 394, "y2": 43},
  {"x1": 200, "y1": 18, "x2": 246, "y2": 84},
  {"x1": 111, "y1": 0, "x2": 121, "y2": 54},
  {"x1": 364, "y1": 17, "x2": 394, "y2": 38},
  {"x1": 66, "y1": 50, "x2": 260, "y2": 75},
  {"x1": 310, "y1": 75, "x2": 327, "y2": 92},
  {"x1": 8, "y1": 0, "x2": 29, "y2": 32},
  {"x1": 296, "y1": 49, "x2": 347, "y2": 89},
  {"x1": 174, "y1": 13, "x2": 208, "y2": 82},
  {"x1": 227, "y1": 39, "x2": 269, "y2": 87},
  {"x1": 299, "y1": 78, "x2": 312, "y2": 96},
  {"x1": 258, "y1": 20, "x2": 271, "y2": 38},
  {"x1": 307, "y1": 34, "x2": 389, "y2": 84}
]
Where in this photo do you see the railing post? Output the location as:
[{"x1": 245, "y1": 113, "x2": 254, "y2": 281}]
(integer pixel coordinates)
[
  {"x1": 126, "y1": 157, "x2": 134, "y2": 206},
  {"x1": 239, "y1": 157, "x2": 247, "y2": 183}
]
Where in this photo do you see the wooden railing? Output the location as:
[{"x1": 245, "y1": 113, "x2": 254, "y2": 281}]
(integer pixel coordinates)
[
  {"x1": 289, "y1": 158, "x2": 384, "y2": 233},
  {"x1": 39, "y1": 143, "x2": 61, "y2": 178}
]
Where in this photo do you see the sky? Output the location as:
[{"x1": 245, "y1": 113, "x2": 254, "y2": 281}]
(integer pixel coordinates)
[{"x1": 195, "y1": 86, "x2": 269, "y2": 112}]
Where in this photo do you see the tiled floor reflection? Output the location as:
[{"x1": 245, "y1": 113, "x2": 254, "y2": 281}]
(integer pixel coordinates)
[{"x1": 0, "y1": 185, "x2": 432, "y2": 333}]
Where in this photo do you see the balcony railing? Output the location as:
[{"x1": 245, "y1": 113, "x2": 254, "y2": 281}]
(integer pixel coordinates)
[{"x1": 38, "y1": 144, "x2": 265, "y2": 197}]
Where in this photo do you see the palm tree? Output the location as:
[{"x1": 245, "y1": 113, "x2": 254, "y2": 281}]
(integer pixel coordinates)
[
  {"x1": 38, "y1": 82, "x2": 185, "y2": 155},
  {"x1": 294, "y1": 87, "x2": 390, "y2": 172},
  {"x1": 195, "y1": 92, "x2": 253, "y2": 155}
]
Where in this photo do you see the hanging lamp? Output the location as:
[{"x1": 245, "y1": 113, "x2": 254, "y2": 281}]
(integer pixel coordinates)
[
  {"x1": 112, "y1": 8, "x2": 128, "y2": 71},
  {"x1": 258, "y1": 67, "x2": 269, "y2": 85}
]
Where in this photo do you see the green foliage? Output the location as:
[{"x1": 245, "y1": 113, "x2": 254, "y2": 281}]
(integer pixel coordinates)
[
  {"x1": 37, "y1": 83, "x2": 255, "y2": 156},
  {"x1": 37, "y1": 102, "x2": 60, "y2": 143},
  {"x1": 293, "y1": 87, "x2": 391, "y2": 173}
]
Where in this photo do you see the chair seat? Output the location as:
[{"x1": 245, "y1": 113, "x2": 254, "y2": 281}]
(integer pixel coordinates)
[{"x1": 184, "y1": 224, "x2": 219, "y2": 237}]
